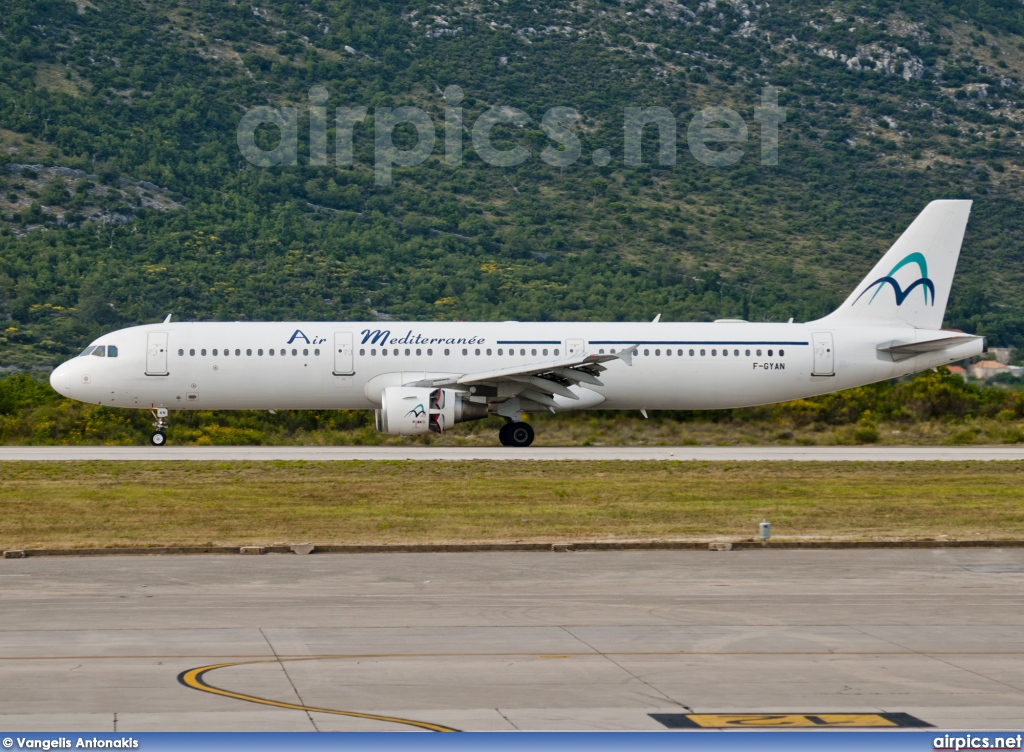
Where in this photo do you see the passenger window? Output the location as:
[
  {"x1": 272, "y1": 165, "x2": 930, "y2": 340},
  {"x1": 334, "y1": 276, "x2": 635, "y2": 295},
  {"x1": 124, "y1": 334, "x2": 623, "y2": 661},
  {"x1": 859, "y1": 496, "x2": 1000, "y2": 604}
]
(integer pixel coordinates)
[
  {"x1": 689, "y1": 349, "x2": 694, "y2": 356},
  {"x1": 700, "y1": 349, "x2": 705, "y2": 356},
  {"x1": 201, "y1": 349, "x2": 207, "y2": 356},
  {"x1": 247, "y1": 349, "x2": 252, "y2": 356},
  {"x1": 178, "y1": 349, "x2": 184, "y2": 356},
  {"x1": 371, "y1": 349, "x2": 377, "y2": 356},
  {"x1": 427, "y1": 348, "x2": 433, "y2": 355},
  {"x1": 542, "y1": 349, "x2": 548, "y2": 356},
  {"x1": 677, "y1": 349, "x2": 683, "y2": 356},
  {"x1": 359, "y1": 349, "x2": 365, "y2": 356},
  {"x1": 780, "y1": 349, "x2": 785, "y2": 356},
  {"x1": 416, "y1": 348, "x2": 421, "y2": 356},
  {"x1": 269, "y1": 349, "x2": 274, "y2": 356},
  {"x1": 498, "y1": 348, "x2": 503, "y2": 355},
  {"x1": 107, "y1": 346, "x2": 118, "y2": 357},
  {"x1": 92, "y1": 346, "x2": 105, "y2": 357},
  {"x1": 475, "y1": 348, "x2": 480, "y2": 356},
  {"x1": 235, "y1": 349, "x2": 241, "y2": 356},
  {"x1": 756, "y1": 349, "x2": 762, "y2": 356},
  {"x1": 190, "y1": 349, "x2": 195, "y2": 356},
  {"x1": 520, "y1": 349, "x2": 526, "y2": 356},
  {"x1": 711, "y1": 349, "x2": 717, "y2": 356},
  {"x1": 599, "y1": 349, "x2": 604, "y2": 354},
  {"x1": 734, "y1": 349, "x2": 739, "y2": 356},
  {"x1": 768, "y1": 349, "x2": 773, "y2": 357},
  {"x1": 554, "y1": 349, "x2": 559, "y2": 356},
  {"x1": 444, "y1": 348, "x2": 449, "y2": 356},
  {"x1": 292, "y1": 349, "x2": 297, "y2": 356},
  {"x1": 314, "y1": 348, "x2": 320, "y2": 356},
  {"x1": 213, "y1": 349, "x2": 218, "y2": 356},
  {"x1": 745, "y1": 349, "x2": 750, "y2": 356},
  {"x1": 654, "y1": 349, "x2": 660, "y2": 356},
  {"x1": 531, "y1": 349, "x2": 537, "y2": 356},
  {"x1": 79, "y1": 346, "x2": 96, "y2": 357},
  {"x1": 382, "y1": 349, "x2": 388, "y2": 356},
  {"x1": 258, "y1": 349, "x2": 264, "y2": 356},
  {"x1": 487, "y1": 348, "x2": 492, "y2": 356},
  {"x1": 303, "y1": 348, "x2": 309, "y2": 356},
  {"x1": 723, "y1": 349, "x2": 728, "y2": 356},
  {"x1": 462, "y1": 348, "x2": 468, "y2": 356}
]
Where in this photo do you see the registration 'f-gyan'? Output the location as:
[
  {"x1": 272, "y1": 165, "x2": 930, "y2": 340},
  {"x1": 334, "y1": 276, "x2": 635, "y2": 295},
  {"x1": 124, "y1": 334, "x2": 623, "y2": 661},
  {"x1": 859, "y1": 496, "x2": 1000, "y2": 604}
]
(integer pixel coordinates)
[{"x1": 50, "y1": 201, "x2": 986, "y2": 447}]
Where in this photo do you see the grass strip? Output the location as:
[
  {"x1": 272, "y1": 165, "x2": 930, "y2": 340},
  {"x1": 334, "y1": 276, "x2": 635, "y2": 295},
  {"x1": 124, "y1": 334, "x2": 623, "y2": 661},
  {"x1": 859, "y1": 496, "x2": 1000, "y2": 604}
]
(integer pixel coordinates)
[{"x1": 1, "y1": 461, "x2": 1022, "y2": 549}]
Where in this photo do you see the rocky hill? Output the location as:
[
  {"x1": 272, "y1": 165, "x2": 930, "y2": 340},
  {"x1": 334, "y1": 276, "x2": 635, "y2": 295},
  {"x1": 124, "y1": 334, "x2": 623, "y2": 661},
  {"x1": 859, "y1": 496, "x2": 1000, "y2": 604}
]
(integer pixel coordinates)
[{"x1": 1, "y1": 0, "x2": 1023, "y2": 367}]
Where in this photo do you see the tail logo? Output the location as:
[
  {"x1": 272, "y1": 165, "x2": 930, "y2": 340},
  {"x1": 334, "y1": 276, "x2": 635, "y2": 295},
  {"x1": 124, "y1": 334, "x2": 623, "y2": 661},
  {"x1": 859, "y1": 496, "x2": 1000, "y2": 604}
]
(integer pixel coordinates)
[{"x1": 852, "y1": 252, "x2": 935, "y2": 307}]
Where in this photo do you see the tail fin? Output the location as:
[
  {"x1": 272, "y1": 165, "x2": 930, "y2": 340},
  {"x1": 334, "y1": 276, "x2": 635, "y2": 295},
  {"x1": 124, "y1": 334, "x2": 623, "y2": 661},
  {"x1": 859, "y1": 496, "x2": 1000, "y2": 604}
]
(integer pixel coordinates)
[{"x1": 817, "y1": 200, "x2": 972, "y2": 329}]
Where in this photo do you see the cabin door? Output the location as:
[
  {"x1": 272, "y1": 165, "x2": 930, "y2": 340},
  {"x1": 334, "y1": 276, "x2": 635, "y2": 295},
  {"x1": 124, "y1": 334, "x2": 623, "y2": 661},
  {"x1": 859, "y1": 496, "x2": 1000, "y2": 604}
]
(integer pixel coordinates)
[
  {"x1": 334, "y1": 331, "x2": 354, "y2": 375},
  {"x1": 812, "y1": 332, "x2": 834, "y2": 376},
  {"x1": 145, "y1": 332, "x2": 169, "y2": 376}
]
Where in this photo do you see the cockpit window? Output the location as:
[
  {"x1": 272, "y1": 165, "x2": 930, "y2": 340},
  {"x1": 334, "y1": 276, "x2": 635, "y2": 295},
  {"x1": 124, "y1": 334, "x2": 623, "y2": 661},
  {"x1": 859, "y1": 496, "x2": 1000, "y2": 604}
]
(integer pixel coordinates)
[
  {"x1": 92, "y1": 346, "x2": 106, "y2": 357},
  {"x1": 80, "y1": 346, "x2": 96, "y2": 357},
  {"x1": 107, "y1": 345, "x2": 118, "y2": 358}
]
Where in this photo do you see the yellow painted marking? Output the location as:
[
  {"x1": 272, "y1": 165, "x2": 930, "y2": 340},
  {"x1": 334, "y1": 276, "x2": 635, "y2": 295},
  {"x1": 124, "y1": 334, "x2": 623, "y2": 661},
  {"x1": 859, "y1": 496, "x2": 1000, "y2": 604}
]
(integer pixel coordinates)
[
  {"x1": 179, "y1": 660, "x2": 459, "y2": 732},
  {"x1": 684, "y1": 713, "x2": 901, "y2": 728}
]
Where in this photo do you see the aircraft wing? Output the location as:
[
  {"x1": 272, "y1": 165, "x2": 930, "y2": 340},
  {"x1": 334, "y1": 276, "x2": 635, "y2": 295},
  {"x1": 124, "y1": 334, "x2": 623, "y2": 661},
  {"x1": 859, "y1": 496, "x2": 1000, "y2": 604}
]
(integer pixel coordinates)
[{"x1": 406, "y1": 345, "x2": 637, "y2": 408}]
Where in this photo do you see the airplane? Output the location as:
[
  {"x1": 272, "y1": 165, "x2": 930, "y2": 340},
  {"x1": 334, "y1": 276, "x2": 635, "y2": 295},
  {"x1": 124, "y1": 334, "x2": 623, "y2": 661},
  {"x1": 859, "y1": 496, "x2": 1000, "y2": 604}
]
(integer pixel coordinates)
[{"x1": 49, "y1": 200, "x2": 986, "y2": 447}]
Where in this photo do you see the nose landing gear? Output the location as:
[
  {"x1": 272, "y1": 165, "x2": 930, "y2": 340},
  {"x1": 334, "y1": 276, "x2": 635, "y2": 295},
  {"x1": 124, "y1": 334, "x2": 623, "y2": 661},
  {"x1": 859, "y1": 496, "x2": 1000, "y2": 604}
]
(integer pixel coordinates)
[{"x1": 149, "y1": 407, "x2": 168, "y2": 446}]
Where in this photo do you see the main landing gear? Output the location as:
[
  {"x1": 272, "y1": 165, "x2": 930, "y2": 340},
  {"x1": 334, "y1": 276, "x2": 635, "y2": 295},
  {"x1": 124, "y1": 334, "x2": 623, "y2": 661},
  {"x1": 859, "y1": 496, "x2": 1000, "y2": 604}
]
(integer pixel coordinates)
[
  {"x1": 498, "y1": 420, "x2": 535, "y2": 448},
  {"x1": 149, "y1": 407, "x2": 168, "y2": 446}
]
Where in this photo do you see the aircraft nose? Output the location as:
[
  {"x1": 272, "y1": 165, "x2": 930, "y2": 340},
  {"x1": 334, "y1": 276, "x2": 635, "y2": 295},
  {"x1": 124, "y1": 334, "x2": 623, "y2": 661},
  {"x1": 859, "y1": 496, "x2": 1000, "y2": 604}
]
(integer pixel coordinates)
[{"x1": 49, "y1": 361, "x2": 72, "y2": 397}]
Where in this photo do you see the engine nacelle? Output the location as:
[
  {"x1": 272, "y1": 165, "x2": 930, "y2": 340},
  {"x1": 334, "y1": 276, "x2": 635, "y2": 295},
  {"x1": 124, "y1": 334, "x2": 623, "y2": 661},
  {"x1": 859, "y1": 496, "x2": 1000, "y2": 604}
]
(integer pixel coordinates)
[{"x1": 375, "y1": 387, "x2": 488, "y2": 435}]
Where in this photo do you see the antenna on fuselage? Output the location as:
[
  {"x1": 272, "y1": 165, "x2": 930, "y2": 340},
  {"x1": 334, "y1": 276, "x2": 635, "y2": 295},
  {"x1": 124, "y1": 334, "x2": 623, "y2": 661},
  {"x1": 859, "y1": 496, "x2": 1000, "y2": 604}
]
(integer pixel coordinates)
[
  {"x1": 652, "y1": 314, "x2": 661, "y2": 323},
  {"x1": 163, "y1": 313, "x2": 172, "y2": 324}
]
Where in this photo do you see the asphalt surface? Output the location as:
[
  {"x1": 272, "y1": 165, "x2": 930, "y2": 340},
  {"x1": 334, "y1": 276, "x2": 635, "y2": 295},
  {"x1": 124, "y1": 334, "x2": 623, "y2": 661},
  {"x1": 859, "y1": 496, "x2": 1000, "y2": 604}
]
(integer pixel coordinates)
[
  {"x1": 3, "y1": 446, "x2": 1024, "y2": 461},
  {"x1": 1, "y1": 549, "x2": 1022, "y2": 731}
]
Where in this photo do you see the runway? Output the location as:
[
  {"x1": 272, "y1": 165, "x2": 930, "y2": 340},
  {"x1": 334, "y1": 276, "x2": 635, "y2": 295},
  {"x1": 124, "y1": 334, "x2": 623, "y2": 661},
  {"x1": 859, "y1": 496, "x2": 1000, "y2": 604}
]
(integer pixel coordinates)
[
  {"x1": 1, "y1": 549, "x2": 1022, "y2": 731},
  {"x1": 3, "y1": 445, "x2": 1024, "y2": 461}
]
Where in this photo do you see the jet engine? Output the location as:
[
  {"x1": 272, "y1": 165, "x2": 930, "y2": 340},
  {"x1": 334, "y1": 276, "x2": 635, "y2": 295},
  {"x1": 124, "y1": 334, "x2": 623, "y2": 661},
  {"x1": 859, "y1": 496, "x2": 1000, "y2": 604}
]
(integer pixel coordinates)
[{"x1": 375, "y1": 386, "x2": 488, "y2": 435}]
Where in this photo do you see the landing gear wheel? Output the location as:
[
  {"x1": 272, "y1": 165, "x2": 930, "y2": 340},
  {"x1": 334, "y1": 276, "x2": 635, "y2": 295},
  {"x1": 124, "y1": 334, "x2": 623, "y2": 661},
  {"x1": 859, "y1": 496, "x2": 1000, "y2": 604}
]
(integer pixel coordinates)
[
  {"x1": 498, "y1": 423, "x2": 513, "y2": 446},
  {"x1": 149, "y1": 407, "x2": 169, "y2": 447},
  {"x1": 506, "y1": 422, "x2": 534, "y2": 448}
]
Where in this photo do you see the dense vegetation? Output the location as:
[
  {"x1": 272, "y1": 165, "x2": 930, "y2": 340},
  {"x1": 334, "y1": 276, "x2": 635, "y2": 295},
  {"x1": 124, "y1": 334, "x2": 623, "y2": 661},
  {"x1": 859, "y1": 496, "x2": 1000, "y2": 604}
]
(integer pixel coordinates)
[
  {"x1": 3, "y1": 367, "x2": 1023, "y2": 445},
  {"x1": 2, "y1": 0, "x2": 1024, "y2": 372}
]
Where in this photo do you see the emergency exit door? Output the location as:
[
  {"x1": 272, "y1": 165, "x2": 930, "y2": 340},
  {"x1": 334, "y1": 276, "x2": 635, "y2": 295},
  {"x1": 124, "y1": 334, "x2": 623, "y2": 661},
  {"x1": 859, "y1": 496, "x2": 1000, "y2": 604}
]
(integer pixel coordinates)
[
  {"x1": 334, "y1": 331, "x2": 354, "y2": 375},
  {"x1": 145, "y1": 332, "x2": 169, "y2": 376},
  {"x1": 812, "y1": 332, "x2": 834, "y2": 376},
  {"x1": 566, "y1": 339, "x2": 585, "y2": 357}
]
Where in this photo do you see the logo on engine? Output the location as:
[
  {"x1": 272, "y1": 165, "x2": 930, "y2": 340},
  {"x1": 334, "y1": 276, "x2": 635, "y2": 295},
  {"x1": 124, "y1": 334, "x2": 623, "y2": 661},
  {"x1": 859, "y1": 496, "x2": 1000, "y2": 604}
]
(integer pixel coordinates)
[
  {"x1": 852, "y1": 252, "x2": 935, "y2": 307},
  {"x1": 406, "y1": 403, "x2": 426, "y2": 419}
]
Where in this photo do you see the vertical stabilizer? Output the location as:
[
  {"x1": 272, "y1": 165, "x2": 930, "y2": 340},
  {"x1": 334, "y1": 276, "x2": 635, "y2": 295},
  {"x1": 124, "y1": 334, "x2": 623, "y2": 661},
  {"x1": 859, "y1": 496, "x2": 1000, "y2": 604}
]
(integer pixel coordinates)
[{"x1": 816, "y1": 200, "x2": 972, "y2": 329}]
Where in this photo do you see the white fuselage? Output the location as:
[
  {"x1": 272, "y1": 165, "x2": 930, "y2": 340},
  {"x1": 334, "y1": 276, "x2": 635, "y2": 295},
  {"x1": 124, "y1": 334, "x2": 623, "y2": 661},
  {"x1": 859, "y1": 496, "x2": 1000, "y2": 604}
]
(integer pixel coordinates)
[{"x1": 49, "y1": 320, "x2": 982, "y2": 412}]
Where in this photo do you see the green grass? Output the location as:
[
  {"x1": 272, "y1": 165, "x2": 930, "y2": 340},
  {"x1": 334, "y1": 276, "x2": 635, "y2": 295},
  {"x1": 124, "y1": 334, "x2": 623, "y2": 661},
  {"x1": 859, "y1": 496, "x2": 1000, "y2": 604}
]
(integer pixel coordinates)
[{"x1": 1, "y1": 461, "x2": 1022, "y2": 549}]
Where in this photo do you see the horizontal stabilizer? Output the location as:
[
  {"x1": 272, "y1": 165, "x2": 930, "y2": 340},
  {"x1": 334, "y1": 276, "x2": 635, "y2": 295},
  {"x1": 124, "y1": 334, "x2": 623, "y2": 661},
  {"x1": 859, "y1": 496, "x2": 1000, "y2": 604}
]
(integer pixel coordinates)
[{"x1": 878, "y1": 332, "x2": 985, "y2": 361}]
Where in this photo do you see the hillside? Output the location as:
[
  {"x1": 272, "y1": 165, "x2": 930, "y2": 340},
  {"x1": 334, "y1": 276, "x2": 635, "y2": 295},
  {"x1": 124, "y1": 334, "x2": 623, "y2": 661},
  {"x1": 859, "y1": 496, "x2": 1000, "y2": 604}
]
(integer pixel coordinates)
[{"x1": 2, "y1": 0, "x2": 1024, "y2": 368}]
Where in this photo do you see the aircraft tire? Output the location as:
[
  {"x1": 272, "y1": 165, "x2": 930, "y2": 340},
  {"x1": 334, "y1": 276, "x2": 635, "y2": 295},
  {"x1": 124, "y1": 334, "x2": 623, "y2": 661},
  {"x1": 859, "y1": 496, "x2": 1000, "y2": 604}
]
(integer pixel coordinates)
[
  {"x1": 498, "y1": 423, "x2": 513, "y2": 446},
  {"x1": 507, "y1": 422, "x2": 534, "y2": 448},
  {"x1": 149, "y1": 431, "x2": 167, "y2": 447}
]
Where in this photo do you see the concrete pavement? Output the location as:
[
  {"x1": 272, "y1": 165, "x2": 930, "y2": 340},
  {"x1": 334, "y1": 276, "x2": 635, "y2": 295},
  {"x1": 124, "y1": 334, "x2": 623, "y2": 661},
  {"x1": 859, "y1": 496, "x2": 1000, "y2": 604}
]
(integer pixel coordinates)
[
  {"x1": 1, "y1": 549, "x2": 1022, "y2": 730},
  {"x1": 3, "y1": 446, "x2": 1024, "y2": 461}
]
